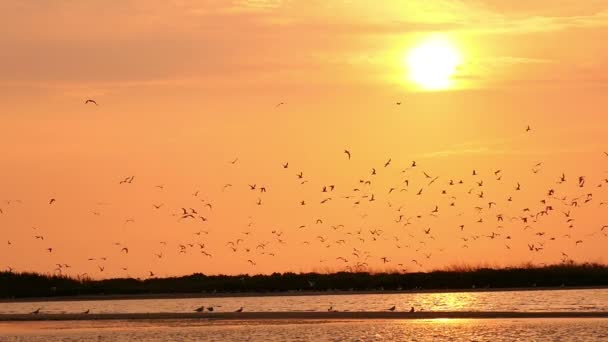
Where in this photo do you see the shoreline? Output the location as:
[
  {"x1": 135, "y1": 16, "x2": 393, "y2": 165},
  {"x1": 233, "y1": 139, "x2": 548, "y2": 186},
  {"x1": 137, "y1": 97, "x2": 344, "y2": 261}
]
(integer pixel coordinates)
[
  {"x1": 1, "y1": 285, "x2": 607, "y2": 304},
  {"x1": 1, "y1": 311, "x2": 608, "y2": 322}
]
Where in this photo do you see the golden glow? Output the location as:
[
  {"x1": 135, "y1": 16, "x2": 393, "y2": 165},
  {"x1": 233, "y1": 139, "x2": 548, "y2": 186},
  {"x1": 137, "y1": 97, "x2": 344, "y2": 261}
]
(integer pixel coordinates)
[{"x1": 406, "y1": 36, "x2": 462, "y2": 90}]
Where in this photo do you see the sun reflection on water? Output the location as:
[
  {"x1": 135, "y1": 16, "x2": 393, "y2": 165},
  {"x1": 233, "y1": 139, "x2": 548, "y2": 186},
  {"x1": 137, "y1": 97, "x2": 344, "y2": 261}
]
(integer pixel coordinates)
[{"x1": 416, "y1": 292, "x2": 479, "y2": 311}]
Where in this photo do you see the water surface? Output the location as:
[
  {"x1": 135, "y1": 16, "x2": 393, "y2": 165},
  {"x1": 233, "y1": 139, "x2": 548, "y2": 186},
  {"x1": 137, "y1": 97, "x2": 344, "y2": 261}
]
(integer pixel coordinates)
[
  {"x1": 1, "y1": 288, "x2": 606, "y2": 314},
  {"x1": 1, "y1": 318, "x2": 607, "y2": 341}
]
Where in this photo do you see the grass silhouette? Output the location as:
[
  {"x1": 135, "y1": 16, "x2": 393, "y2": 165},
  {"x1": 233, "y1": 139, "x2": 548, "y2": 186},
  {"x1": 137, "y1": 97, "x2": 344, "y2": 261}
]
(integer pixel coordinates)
[{"x1": 1, "y1": 262, "x2": 607, "y2": 299}]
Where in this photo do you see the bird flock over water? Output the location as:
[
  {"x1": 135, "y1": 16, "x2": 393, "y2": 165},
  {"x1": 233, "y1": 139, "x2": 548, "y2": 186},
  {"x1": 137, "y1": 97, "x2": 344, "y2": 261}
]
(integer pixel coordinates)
[{"x1": 1, "y1": 100, "x2": 608, "y2": 279}]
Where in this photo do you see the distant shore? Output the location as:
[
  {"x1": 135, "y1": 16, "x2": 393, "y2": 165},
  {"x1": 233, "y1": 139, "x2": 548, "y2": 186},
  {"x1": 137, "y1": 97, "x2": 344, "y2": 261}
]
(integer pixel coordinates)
[
  {"x1": 2, "y1": 311, "x2": 608, "y2": 322},
  {"x1": 2, "y1": 285, "x2": 607, "y2": 304},
  {"x1": 3, "y1": 263, "x2": 608, "y2": 301}
]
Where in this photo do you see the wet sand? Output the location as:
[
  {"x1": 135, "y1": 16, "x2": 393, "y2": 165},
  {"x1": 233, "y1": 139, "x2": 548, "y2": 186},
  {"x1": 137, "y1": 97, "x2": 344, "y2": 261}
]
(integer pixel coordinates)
[{"x1": 2, "y1": 311, "x2": 608, "y2": 322}]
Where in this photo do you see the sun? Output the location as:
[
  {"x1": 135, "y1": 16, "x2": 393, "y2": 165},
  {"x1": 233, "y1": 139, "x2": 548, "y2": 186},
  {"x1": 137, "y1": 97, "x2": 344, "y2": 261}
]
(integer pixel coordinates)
[{"x1": 406, "y1": 36, "x2": 462, "y2": 90}]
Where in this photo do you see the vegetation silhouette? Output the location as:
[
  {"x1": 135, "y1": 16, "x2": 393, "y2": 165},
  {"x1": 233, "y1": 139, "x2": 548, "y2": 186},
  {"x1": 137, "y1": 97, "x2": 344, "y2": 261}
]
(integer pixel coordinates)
[{"x1": 1, "y1": 262, "x2": 607, "y2": 299}]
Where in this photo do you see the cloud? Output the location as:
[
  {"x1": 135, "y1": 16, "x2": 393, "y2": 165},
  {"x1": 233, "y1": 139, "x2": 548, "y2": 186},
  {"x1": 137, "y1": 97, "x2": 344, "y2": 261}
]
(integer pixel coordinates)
[{"x1": 1, "y1": 0, "x2": 608, "y2": 90}]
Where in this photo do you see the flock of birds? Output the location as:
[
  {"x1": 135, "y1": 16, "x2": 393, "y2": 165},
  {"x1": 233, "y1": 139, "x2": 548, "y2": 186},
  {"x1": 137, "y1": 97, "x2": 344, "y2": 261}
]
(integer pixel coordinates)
[
  {"x1": 2, "y1": 99, "x2": 608, "y2": 280},
  {"x1": 27, "y1": 304, "x2": 417, "y2": 315}
]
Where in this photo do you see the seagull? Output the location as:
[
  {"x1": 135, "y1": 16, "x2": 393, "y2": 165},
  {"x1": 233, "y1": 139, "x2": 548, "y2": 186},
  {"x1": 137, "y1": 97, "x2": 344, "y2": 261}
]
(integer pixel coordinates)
[
  {"x1": 49, "y1": 198, "x2": 56, "y2": 205},
  {"x1": 410, "y1": 307, "x2": 415, "y2": 313},
  {"x1": 275, "y1": 102, "x2": 285, "y2": 107},
  {"x1": 388, "y1": 305, "x2": 396, "y2": 311},
  {"x1": 344, "y1": 149, "x2": 351, "y2": 160},
  {"x1": 235, "y1": 307, "x2": 243, "y2": 312},
  {"x1": 85, "y1": 99, "x2": 98, "y2": 106},
  {"x1": 526, "y1": 125, "x2": 531, "y2": 132},
  {"x1": 31, "y1": 308, "x2": 42, "y2": 314},
  {"x1": 83, "y1": 309, "x2": 90, "y2": 314},
  {"x1": 194, "y1": 306, "x2": 205, "y2": 312},
  {"x1": 119, "y1": 176, "x2": 135, "y2": 184}
]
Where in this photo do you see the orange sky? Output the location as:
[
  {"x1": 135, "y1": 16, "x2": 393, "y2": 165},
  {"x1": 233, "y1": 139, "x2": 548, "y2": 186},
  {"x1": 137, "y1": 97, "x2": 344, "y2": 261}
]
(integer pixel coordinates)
[{"x1": 1, "y1": 1, "x2": 607, "y2": 279}]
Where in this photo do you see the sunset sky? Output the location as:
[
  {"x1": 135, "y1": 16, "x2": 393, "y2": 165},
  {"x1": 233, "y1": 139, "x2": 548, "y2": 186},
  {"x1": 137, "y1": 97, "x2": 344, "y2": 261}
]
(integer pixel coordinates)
[{"x1": 1, "y1": 1, "x2": 607, "y2": 278}]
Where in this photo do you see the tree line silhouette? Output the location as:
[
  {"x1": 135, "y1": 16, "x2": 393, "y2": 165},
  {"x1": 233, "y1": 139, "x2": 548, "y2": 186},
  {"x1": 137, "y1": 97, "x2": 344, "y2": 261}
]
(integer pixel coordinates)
[{"x1": 1, "y1": 262, "x2": 607, "y2": 299}]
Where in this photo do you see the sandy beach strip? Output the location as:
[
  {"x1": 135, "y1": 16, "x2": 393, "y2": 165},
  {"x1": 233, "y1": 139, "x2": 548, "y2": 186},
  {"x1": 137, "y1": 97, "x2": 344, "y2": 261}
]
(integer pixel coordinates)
[{"x1": 1, "y1": 311, "x2": 607, "y2": 321}]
